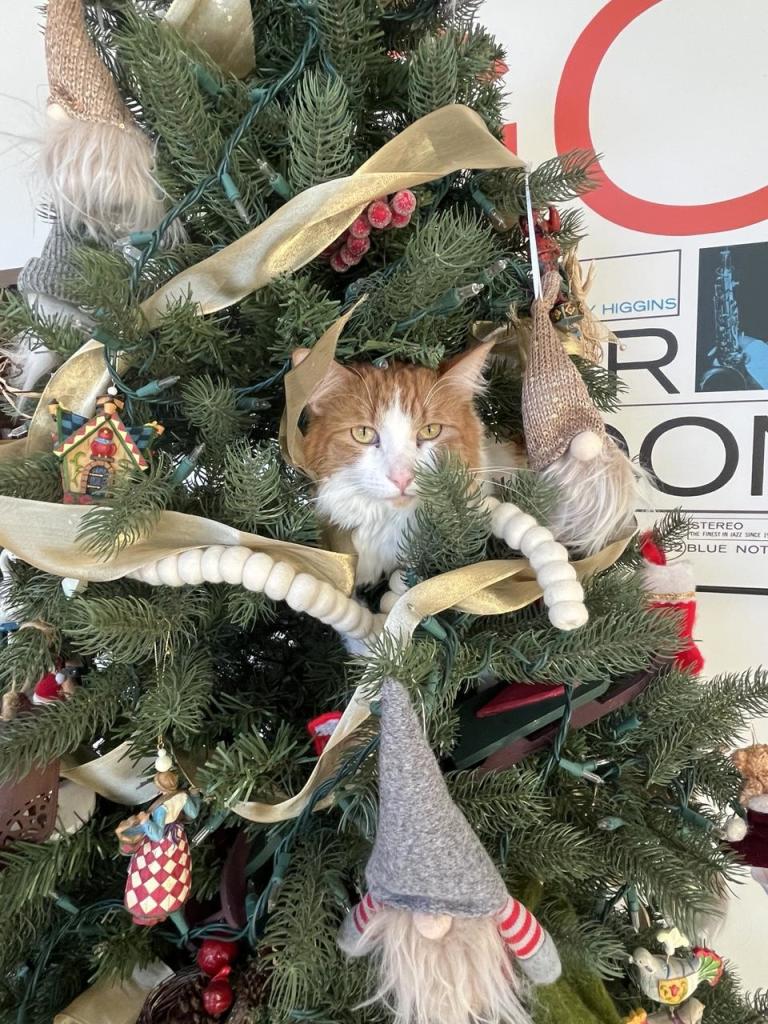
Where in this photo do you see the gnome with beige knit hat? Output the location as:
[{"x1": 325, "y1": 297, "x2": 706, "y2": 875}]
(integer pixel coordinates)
[
  {"x1": 522, "y1": 271, "x2": 641, "y2": 555},
  {"x1": 42, "y1": 0, "x2": 178, "y2": 243},
  {"x1": 337, "y1": 676, "x2": 561, "y2": 1024}
]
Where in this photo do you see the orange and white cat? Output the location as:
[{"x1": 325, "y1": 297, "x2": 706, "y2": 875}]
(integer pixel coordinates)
[{"x1": 294, "y1": 341, "x2": 502, "y2": 585}]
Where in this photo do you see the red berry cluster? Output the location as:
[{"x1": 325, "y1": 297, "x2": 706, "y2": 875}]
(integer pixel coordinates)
[
  {"x1": 325, "y1": 189, "x2": 417, "y2": 273},
  {"x1": 198, "y1": 938, "x2": 238, "y2": 1017}
]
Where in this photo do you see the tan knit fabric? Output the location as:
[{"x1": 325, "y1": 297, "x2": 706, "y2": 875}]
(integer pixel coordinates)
[
  {"x1": 46, "y1": 0, "x2": 131, "y2": 128},
  {"x1": 522, "y1": 271, "x2": 605, "y2": 471}
]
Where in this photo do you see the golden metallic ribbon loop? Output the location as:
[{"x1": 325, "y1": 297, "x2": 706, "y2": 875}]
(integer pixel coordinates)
[{"x1": 165, "y1": 0, "x2": 255, "y2": 78}]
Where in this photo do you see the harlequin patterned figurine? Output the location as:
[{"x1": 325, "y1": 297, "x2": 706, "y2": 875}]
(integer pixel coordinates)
[
  {"x1": 116, "y1": 768, "x2": 199, "y2": 929},
  {"x1": 50, "y1": 389, "x2": 164, "y2": 504}
]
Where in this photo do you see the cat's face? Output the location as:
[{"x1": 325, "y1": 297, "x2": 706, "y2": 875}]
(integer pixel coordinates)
[{"x1": 297, "y1": 342, "x2": 492, "y2": 522}]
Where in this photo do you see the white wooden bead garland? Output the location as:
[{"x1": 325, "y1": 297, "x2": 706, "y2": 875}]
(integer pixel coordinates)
[
  {"x1": 127, "y1": 545, "x2": 378, "y2": 642},
  {"x1": 377, "y1": 498, "x2": 589, "y2": 632}
]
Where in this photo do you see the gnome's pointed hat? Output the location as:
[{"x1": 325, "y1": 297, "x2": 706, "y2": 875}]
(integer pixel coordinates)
[
  {"x1": 366, "y1": 678, "x2": 508, "y2": 917},
  {"x1": 46, "y1": 0, "x2": 131, "y2": 129},
  {"x1": 522, "y1": 272, "x2": 605, "y2": 471}
]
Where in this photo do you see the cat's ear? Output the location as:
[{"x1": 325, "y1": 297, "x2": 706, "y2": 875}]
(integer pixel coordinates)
[
  {"x1": 439, "y1": 339, "x2": 495, "y2": 395},
  {"x1": 291, "y1": 348, "x2": 355, "y2": 412}
]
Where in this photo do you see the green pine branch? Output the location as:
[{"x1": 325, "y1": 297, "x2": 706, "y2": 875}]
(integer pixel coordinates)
[
  {"x1": 130, "y1": 648, "x2": 214, "y2": 752},
  {"x1": 288, "y1": 70, "x2": 355, "y2": 193},
  {"x1": 0, "y1": 452, "x2": 62, "y2": 503}
]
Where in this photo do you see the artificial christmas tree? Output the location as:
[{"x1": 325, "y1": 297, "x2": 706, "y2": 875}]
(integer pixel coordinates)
[{"x1": 0, "y1": 3, "x2": 767, "y2": 1024}]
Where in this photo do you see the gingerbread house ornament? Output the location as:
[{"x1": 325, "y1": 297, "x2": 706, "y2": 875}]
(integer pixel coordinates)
[{"x1": 50, "y1": 391, "x2": 164, "y2": 504}]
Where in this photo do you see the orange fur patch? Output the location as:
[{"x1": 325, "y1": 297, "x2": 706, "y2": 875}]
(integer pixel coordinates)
[{"x1": 302, "y1": 360, "x2": 485, "y2": 481}]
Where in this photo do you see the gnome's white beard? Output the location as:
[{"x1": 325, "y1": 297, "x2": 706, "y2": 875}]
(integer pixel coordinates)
[
  {"x1": 42, "y1": 114, "x2": 185, "y2": 245},
  {"x1": 543, "y1": 438, "x2": 643, "y2": 556},
  {"x1": 343, "y1": 906, "x2": 532, "y2": 1024}
]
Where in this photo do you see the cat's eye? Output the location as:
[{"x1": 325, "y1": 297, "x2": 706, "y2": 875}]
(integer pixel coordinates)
[
  {"x1": 417, "y1": 423, "x2": 442, "y2": 441},
  {"x1": 351, "y1": 425, "x2": 379, "y2": 445}
]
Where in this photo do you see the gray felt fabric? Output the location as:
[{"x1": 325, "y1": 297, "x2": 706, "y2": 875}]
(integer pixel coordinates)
[
  {"x1": 366, "y1": 677, "x2": 509, "y2": 918},
  {"x1": 517, "y1": 932, "x2": 561, "y2": 985},
  {"x1": 17, "y1": 224, "x2": 83, "y2": 304}
]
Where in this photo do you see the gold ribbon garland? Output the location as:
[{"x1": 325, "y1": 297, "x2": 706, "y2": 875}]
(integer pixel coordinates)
[{"x1": 165, "y1": 0, "x2": 255, "y2": 78}]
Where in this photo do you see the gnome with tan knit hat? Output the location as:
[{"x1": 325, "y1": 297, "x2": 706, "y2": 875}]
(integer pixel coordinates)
[
  {"x1": 42, "y1": 0, "x2": 177, "y2": 242},
  {"x1": 522, "y1": 271, "x2": 640, "y2": 555},
  {"x1": 338, "y1": 676, "x2": 561, "y2": 1024}
]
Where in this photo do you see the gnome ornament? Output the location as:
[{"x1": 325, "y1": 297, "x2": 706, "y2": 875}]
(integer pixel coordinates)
[
  {"x1": 522, "y1": 272, "x2": 639, "y2": 556},
  {"x1": 338, "y1": 677, "x2": 560, "y2": 1024},
  {"x1": 42, "y1": 0, "x2": 179, "y2": 243}
]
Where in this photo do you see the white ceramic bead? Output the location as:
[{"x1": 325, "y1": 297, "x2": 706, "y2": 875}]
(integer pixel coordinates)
[
  {"x1": 241, "y1": 552, "x2": 274, "y2": 592},
  {"x1": 536, "y1": 561, "x2": 577, "y2": 588},
  {"x1": 264, "y1": 562, "x2": 296, "y2": 601},
  {"x1": 285, "y1": 573, "x2": 322, "y2": 613},
  {"x1": 528, "y1": 540, "x2": 569, "y2": 571},
  {"x1": 310, "y1": 582, "x2": 338, "y2": 619},
  {"x1": 200, "y1": 545, "x2": 228, "y2": 584},
  {"x1": 380, "y1": 590, "x2": 399, "y2": 614},
  {"x1": 548, "y1": 601, "x2": 589, "y2": 630},
  {"x1": 519, "y1": 525, "x2": 553, "y2": 558},
  {"x1": 388, "y1": 570, "x2": 408, "y2": 595},
  {"x1": 155, "y1": 748, "x2": 173, "y2": 772},
  {"x1": 491, "y1": 502, "x2": 522, "y2": 536},
  {"x1": 156, "y1": 555, "x2": 184, "y2": 587},
  {"x1": 543, "y1": 580, "x2": 584, "y2": 606},
  {"x1": 219, "y1": 546, "x2": 252, "y2": 585},
  {"x1": 176, "y1": 549, "x2": 204, "y2": 586},
  {"x1": 501, "y1": 512, "x2": 538, "y2": 550}
]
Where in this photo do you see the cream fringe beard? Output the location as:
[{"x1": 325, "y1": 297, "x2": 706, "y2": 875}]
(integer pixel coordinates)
[
  {"x1": 42, "y1": 118, "x2": 186, "y2": 245},
  {"x1": 542, "y1": 438, "x2": 643, "y2": 557},
  {"x1": 341, "y1": 906, "x2": 533, "y2": 1024}
]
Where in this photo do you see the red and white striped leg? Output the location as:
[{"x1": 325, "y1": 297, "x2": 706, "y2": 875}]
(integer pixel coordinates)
[
  {"x1": 495, "y1": 897, "x2": 561, "y2": 985},
  {"x1": 338, "y1": 893, "x2": 382, "y2": 956}
]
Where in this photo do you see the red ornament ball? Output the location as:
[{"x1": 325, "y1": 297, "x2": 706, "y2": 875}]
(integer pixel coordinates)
[
  {"x1": 366, "y1": 200, "x2": 392, "y2": 230},
  {"x1": 201, "y1": 979, "x2": 233, "y2": 1018},
  {"x1": 390, "y1": 211, "x2": 412, "y2": 229},
  {"x1": 197, "y1": 939, "x2": 238, "y2": 977},
  {"x1": 348, "y1": 216, "x2": 372, "y2": 239},
  {"x1": 390, "y1": 189, "x2": 416, "y2": 216},
  {"x1": 345, "y1": 235, "x2": 371, "y2": 258},
  {"x1": 329, "y1": 250, "x2": 350, "y2": 273}
]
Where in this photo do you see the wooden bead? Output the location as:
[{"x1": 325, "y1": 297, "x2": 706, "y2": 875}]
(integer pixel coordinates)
[
  {"x1": 528, "y1": 540, "x2": 569, "y2": 571},
  {"x1": 388, "y1": 570, "x2": 408, "y2": 595},
  {"x1": 518, "y1": 525, "x2": 553, "y2": 558},
  {"x1": 219, "y1": 546, "x2": 252, "y2": 585},
  {"x1": 501, "y1": 512, "x2": 538, "y2": 550},
  {"x1": 490, "y1": 502, "x2": 522, "y2": 535},
  {"x1": 135, "y1": 562, "x2": 162, "y2": 586},
  {"x1": 346, "y1": 607, "x2": 376, "y2": 640},
  {"x1": 156, "y1": 555, "x2": 184, "y2": 587},
  {"x1": 241, "y1": 552, "x2": 274, "y2": 592},
  {"x1": 311, "y1": 582, "x2": 339, "y2": 619},
  {"x1": 543, "y1": 580, "x2": 584, "y2": 606},
  {"x1": 334, "y1": 601, "x2": 364, "y2": 635},
  {"x1": 548, "y1": 601, "x2": 589, "y2": 630},
  {"x1": 176, "y1": 549, "x2": 204, "y2": 586},
  {"x1": 200, "y1": 545, "x2": 228, "y2": 584},
  {"x1": 320, "y1": 591, "x2": 350, "y2": 625},
  {"x1": 264, "y1": 562, "x2": 296, "y2": 601},
  {"x1": 380, "y1": 590, "x2": 399, "y2": 614},
  {"x1": 480, "y1": 494, "x2": 500, "y2": 514},
  {"x1": 536, "y1": 561, "x2": 577, "y2": 588},
  {"x1": 285, "y1": 573, "x2": 322, "y2": 613}
]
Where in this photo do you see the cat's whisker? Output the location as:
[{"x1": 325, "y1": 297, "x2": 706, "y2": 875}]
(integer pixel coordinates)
[{"x1": 349, "y1": 366, "x2": 376, "y2": 417}]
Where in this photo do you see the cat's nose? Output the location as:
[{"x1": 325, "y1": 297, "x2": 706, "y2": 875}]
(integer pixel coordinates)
[{"x1": 388, "y1": 469, "x2": 414, "y2": 494}]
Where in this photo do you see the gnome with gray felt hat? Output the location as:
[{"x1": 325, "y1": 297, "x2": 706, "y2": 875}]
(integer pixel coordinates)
[{"x1": 338, "y1": 676, "x2": 561, "y2": 1024}]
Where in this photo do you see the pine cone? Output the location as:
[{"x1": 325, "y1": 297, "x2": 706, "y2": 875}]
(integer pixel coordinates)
[
  {"x1": 227, "y1": 957, "x2": 267, "y2": 1024},
  {"x1": 138, "y1": 969, "x2": 219, "y2": 1024}
]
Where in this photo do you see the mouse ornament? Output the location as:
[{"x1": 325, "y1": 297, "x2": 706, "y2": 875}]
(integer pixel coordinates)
[
  {"x1": 337, "y1": 676, "x2": 560, "y2": 1024},
  {"x1": 523, "y1": 271, "x2": 640, "y2": 557}
]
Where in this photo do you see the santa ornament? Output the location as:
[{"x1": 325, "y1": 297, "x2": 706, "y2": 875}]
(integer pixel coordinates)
[
  {"x1": 337, "y1": 677, "x2": 560, "y2": 1024},
  {"x1": 522, "y1": 271, "x2": 640, "y2": 556},
  {"x1": 638, "y1": 533, "x2": 704, "y2": 674},
  {"x1": 42, "y1": 0, "x2": 180, "y2": 242}
]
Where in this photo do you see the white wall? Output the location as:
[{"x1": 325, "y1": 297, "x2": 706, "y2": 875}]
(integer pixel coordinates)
[{"x1": 0, "y1": 5, "x2": 49, "y2": 270}]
